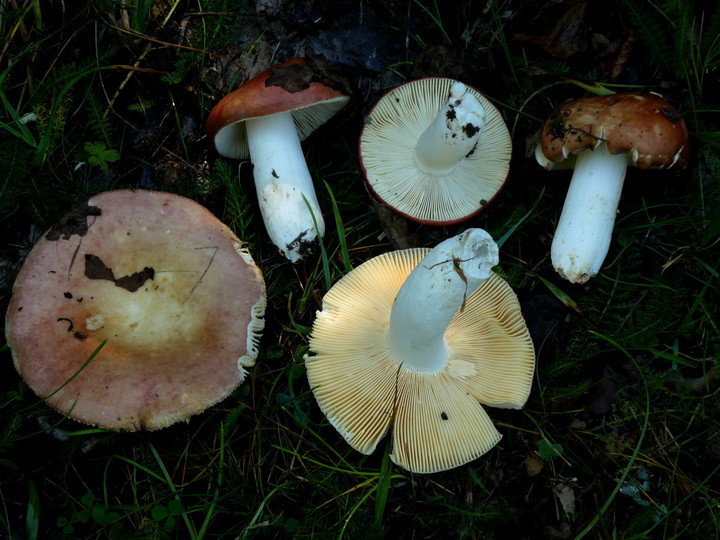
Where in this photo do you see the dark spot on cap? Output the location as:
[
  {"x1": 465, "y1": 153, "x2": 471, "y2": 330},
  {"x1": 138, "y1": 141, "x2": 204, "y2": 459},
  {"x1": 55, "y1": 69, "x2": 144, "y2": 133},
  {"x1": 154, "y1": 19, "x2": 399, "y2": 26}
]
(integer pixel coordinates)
[
  {"x1": 57, "y1": 317, "x2": 74, "y2": 332},
  {"x1": 441, "y1": 412, "x2": 448, "y2": 420},
  {"x1": 548, "y1": 116, "x2": 566, "y2": 141},
  {"x1": 85, "y1": 254, "x2": 154, "y2": 292},
  {"x1": 64, "y1": 292, "x2": 73, "y2": 299},
  {"x1": 45, "y1": 199, "x2": 102, "y2": 241},
  {"x1": 265, "y1": 55, "x2": 351, "y2": 95},
  {"x1": 659, "y1": 107, "x2": 682, "y2": 123}
]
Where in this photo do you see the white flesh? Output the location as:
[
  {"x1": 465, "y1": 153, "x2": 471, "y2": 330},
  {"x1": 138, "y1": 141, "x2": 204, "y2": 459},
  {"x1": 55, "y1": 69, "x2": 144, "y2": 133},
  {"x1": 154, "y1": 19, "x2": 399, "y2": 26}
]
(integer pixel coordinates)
[
  {"x1": 245, "y1": 113, "x2": 325, "y2": 262},
  {"x1": 414, "y1": 82, "x2": 487, "y2": 176},
  {"x1": 386, "y1": 228, "x2": 499, "y2": 373},
  {"x1": 551, "y1": 144, "x2": 628, "y2": 283}
]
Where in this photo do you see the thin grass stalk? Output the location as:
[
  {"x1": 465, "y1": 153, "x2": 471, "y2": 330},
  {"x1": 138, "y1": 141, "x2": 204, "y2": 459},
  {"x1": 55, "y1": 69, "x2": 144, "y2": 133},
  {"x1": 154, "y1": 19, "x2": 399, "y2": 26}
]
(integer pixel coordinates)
[
  {"x1": 411, "y1": 0, "x2": 451, "y2": 44},
  {"x1": 495, "y1": 187, "x2": 544, "y2": 248},
  {"x1": 303, "y1": 194, "x2": 331, "y2": 291},
  {"x1": 373, "y1": 438, "x2": 393, "y2": 527},
  {"x1": 241, "y1": 483, "x2": 291, "y2": 538},
  {"x1": 24, "y1": 480, "x2": 39, "y2": 540},
  {"x1": 325, "y1": 181, "x2": 352, "y2": 274},
  {"x1": 574, "y1": 332, "x2": 651, "y2": 538},
  {"x1": 148, "y1": 443, "x2": 196, "y2": 539},
  {"x1": 339, "y1": 482, "x2": 378, "y2": 539},
  {"x1": 197, "y1": 422, "x2": 224, "y2": 539}
]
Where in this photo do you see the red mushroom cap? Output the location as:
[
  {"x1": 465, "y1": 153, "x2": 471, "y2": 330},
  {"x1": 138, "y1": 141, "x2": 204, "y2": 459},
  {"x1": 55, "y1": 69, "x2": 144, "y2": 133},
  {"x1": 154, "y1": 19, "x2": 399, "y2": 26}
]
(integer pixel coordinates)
[
  {"x1": 5, "y1": 190, "x2": 266, "y2": 431},
  {"x1": 206, "y1": 57, "x2": 350, "y2": 159}
]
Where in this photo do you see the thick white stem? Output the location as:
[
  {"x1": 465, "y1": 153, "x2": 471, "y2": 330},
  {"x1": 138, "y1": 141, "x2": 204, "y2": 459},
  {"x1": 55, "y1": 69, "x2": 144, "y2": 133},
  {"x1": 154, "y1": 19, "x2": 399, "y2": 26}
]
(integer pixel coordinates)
[
  {"x1": 245, "y1": 113, "x2": 325, "y2": 263},
  {"x1": 414, "y1": 82, "x2": 487, "y2": 176},
  {"x1": 387, "y1": 229, "x2": 499, "y2": 373},
  {"x1": 551, "y1": 144, "x2": 628, "y2": 284}
]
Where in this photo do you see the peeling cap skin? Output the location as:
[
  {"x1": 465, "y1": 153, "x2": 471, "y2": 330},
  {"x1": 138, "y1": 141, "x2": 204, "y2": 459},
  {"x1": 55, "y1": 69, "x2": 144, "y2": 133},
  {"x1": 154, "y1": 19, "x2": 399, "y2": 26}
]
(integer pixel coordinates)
[
  {"x1": 5, "y1": 190, "x2": 266, "y2": 431},
  {"x1": 359, "y1": 78, "x2": 512, "y2": 225},
  {"x1": 537, "y1": 92, "x2": 689, "y2": 170},
  {"x1": 306, "y1": 244, "x2": 535, "y2": 474}
]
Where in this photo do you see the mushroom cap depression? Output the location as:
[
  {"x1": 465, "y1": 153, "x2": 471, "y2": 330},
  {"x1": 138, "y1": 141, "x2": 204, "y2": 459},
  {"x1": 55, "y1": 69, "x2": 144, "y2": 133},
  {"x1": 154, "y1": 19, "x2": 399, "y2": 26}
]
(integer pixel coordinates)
[
  {"x1": 5, "y1": 190, "x2": 266, "y2": 431},
  {"x1": 207, "y1": 57, "x2": 351, "y2": 159},
  {"x1": 359, "y1": 78, "x2": 512, "y2": 225},
  {"x1": 536, "y1": 92, "x2": 689, "y2": 170},
  {"x1": 306, "y1": 249, "x2": 535, "y2": 474}
]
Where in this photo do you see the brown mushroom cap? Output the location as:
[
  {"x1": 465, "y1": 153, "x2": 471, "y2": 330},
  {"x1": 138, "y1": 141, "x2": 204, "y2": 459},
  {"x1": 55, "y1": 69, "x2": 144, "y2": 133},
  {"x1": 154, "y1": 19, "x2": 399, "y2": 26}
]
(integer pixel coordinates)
[
  {"x1": 5, "y1": 190, "x2": 266, "y2": 431},
  {"x1": 538, "y1": 93, "x2": 689, "y2": 169},
  {"x1": 207, "y1": 57, "x2": 350, "y2": 159},
  {"x1": 306, "y1": 249, "x2": 535, "y2": 474}
]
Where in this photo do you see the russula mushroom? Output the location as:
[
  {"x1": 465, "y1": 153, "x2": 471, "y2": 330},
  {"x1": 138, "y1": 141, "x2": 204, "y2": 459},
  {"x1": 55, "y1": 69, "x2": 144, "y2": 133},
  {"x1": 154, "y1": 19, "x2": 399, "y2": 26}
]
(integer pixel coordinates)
[
  {"x1": 536, "y1": 92, "x2": 690, "y2": 284},
  {"x1": 5, "y1": 190, "x2": 266, "y2": 431},
  {"x1": 207, "y1": 57, "x2": 350, "y2": 263},
  {"x1": 305, "y1": 229, "x2": 535, "y2": 473},
  {"x1": 359, "y1": 78, "x2": 512, "y2": 225}
]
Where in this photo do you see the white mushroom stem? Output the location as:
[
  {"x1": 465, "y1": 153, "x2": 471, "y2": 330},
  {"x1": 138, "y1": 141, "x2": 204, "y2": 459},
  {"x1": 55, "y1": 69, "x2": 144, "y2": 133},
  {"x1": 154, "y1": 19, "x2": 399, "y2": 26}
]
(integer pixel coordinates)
[
  {"x1": 414, "y1": 82, "x2": 487, "y2": 176},
  {"x1": 245, "y1": 112, "x2": 325, "y2": 263},
  {"x1": 551, "y1": 143, "x2": 628, "y2": 284},
  {"x1": 386, "y1": 228, "x2": 499, "y2": 374}
]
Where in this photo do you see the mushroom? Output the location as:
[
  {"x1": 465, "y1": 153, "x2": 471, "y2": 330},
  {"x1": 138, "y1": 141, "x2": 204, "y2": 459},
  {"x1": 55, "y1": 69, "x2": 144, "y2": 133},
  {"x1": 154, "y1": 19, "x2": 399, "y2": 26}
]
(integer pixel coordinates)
[
  {"x1": 359, "y1": 78, "x2": 512, "y2": 225},
  {"x1": 536, "y1": 92, "x2": 690, "y2": 284},
  {"x1": 305, "y1": 229, "x2": 535, "y2": 473},
  {"x1": 207, "y1": 57, "x2": 351, "y2": 262},
  {"x1": 5, "y1": 190, "x2": 266, "y2": 430}
]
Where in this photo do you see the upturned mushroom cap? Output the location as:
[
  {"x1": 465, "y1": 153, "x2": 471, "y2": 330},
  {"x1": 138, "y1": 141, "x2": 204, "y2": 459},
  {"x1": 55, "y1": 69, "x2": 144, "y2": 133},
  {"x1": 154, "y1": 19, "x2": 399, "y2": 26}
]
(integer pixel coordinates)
[
  {"x1": 5, "y1": 190, "x2": 266, "y2": 431},
  {"x1": 207, "y1": 57, "x2": 351, "y2": 159},
  {"x1": 306, "y1": 249, "x2": 535, "y2": 474},
  {"x1": 537, "y1": 92, "x2": 689, "y2": 170},
  {"x1": 359, "y1": 78, "x2": 512, "y2": 225}
]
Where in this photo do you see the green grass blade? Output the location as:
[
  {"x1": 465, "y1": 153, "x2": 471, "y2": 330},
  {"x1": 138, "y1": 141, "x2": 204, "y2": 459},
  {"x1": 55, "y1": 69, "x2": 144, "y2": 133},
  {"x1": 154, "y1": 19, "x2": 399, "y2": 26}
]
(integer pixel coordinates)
[
  {"x1": 325, "y1": 180, "x2": 352, "y2": 274},
  {"x1": 148, "y1": 443, "x2": 197, "y2": 539},
  {"x1": 196, "y1": 422, "x2": 224, "y2": 540},
  {"x1": 25, "y1": 480, "x2": 40, "y2": 540},
  {"x1": 339, "y1": 482, "x2": 378, "y2": 539},
  {"x1": 303, "y1": 194, "x2": 331, "y2": 290},
  {"x1": 574, "y1": 331, "x2": 651, "y2": 538},
  {"x1": 495, "y1": 188, "x2": 544, "y2": 248},
  {"x1": 412, "y1": 0, "x2": 451, "y2": 44},
  {"x1": 373, "y1": 439, "x2": 393, "y2": 527},
  {"x1": 240, "y1": 483, "x2": 291, "y2": 539}
]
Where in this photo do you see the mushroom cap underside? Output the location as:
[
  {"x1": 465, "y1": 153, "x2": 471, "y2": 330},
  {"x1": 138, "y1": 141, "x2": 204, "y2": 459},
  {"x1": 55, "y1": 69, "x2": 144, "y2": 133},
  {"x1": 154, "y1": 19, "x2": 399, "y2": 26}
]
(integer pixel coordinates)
[
  {"x1": 538, "y1": 92, "x2": 690, "y2": 169},
  {"x1": 359, "y1": 78, "x2": 512, "y2": 225},
  {"x1": 5, "y1": 189, "x2": 266, "y2": 431},
  {"x1": 306, "y1": 248, "x2": 535, "y2": 474},
  {"x1": 207, "y1": 57, "x2": 351, "y2": 159}
]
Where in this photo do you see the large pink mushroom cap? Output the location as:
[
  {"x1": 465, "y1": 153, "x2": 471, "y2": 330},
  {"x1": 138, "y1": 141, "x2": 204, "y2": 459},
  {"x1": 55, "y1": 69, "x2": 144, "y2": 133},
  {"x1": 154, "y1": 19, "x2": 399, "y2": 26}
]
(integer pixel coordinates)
[{"x1": 5, "y1": 189, "x2": 266, "y2": 430}]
